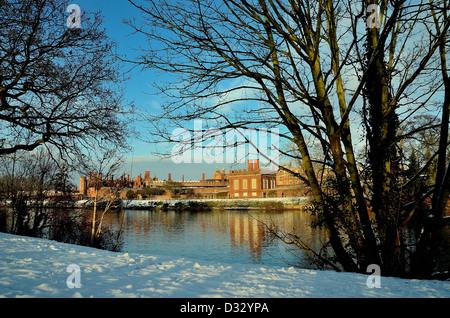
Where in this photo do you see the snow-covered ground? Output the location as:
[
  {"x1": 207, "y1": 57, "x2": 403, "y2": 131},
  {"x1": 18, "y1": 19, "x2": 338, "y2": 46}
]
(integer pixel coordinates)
[{"x1": 0, "y1": 232, "x2": 449, "y2": 298}]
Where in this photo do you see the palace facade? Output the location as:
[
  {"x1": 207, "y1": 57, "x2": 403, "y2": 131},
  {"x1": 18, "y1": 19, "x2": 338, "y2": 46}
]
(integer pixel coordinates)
[{"x1": 79, "y1": 159, "x2": 311, "y2": 200}]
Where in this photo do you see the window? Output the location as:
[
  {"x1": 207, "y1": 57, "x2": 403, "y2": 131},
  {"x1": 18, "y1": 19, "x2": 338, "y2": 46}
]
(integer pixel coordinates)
[
  {"x1": 243, "y1": 179, "x2": 248, "y2": 189},
  {"x1": 252, "y1": 178, "x2": 257, "y2": 189},
  {"x1": 234, "y1": 179, "x2": 239, "y2": 190},
  {"x1": 234, "y1": 193, "x2": 239, "y2": 197},
  {"x1": 252, "y1": 192, "x2": 257, "y2": 197},
  {"x1": 243, "y1": 192, "x2": 248, "y2": 197}
]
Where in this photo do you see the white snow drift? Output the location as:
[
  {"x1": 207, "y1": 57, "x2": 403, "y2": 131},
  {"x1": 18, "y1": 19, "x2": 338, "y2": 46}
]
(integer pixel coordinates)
[{"x1": 0, "y1": 232, "x2": 449, "y2": 298}]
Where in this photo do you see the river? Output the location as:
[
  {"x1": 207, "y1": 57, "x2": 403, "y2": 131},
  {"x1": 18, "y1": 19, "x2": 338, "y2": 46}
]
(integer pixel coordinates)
[{"x1": 101, "y1": 208, "x2": 331, "y2": 269}]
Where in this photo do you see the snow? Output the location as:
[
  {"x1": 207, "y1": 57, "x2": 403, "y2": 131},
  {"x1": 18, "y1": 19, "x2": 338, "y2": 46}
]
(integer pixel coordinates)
[
  {"x1": 119, "y1": 197, "x2": 311, "y2": 209},
  {"x1": 0, "y1": 232, "x2": 449, "y2": 298}
]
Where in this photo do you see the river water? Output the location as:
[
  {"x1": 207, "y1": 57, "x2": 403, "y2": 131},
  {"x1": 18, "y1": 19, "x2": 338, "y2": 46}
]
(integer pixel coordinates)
[{"x1": 102, "y1": 209, "x2": 331, "y2": 269}]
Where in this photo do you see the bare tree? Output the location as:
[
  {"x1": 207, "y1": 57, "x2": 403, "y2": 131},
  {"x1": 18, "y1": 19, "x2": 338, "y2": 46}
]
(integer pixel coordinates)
[
  {"x1": 127, "y1": 0, "x2": 449, "y2": 278},
  {"x1": 414, "y1": 1, "x2": 450, "y2": 276},
  {"x1": 0, "y1": 148, "x2": 72, "y2": 237},
  {"x1": 0, "y1": 0, "x2": 132, "y2": 160},
  {"x1": 76, "y1": 147, "x2": 124, "y2": 247}
]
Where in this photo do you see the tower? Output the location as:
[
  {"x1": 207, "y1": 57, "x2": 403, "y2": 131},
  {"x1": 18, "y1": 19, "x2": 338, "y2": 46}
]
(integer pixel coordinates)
[{"x1": 79, "y1": 176, "x2": 87, "y2": 195}]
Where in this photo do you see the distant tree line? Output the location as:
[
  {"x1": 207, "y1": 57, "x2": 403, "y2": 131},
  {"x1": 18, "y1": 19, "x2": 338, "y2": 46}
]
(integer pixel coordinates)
[{"x1": 0, "y1": 150, "x2": 123, "y2": 251}]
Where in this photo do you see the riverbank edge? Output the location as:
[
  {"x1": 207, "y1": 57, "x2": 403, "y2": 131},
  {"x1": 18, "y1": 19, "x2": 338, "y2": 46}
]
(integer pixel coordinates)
[
  {"x1": 75, "y1": 197, "x2": 312, "y2": 211},
  {"x1": 0, "y1": 196, "x2": 312, "y2": 211}
]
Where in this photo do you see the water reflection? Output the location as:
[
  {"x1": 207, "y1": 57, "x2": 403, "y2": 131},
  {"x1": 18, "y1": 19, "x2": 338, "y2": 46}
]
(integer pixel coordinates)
[{"x1": 102, "y1": 209, "x2": 330, "y2": 268}]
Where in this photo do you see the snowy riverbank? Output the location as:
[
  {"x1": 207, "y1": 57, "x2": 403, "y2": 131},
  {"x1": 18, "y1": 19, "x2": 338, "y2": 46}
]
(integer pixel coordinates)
[
  {"x1": 0, "y1": 232, "x2": 449, "y2": 298},
  {"x1": 119, "y1": 197, "x2": 311, "y2": 210}
]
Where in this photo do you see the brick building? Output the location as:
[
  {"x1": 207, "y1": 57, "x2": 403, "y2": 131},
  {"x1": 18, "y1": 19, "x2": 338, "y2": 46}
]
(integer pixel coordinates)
[
  {"x1": 79, "y1": 159, "x2": 308, "y2": 200},
  {"x1": 228, "y1": 159, "x2": 277, "y2": 199},
  {"x1": 275, "y1": 163, "x2": 309, "y2": 197}
]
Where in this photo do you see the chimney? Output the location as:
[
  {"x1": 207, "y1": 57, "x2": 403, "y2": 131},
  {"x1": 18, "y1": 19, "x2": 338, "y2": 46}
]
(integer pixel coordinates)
[
  {"x1": 202, "y1": 173, "x2": 205, "y2": 181},
  {"x1": 182, "y1": 175, "x2": 185, "y2": 183},
  {"x1": 168, "y1": 173, "x2": 172, "y2": 181},
  {"x1": 254, "y1": 159, "x2": 259, "y2": 170},
  {"x1": 248, "y1": 159, "x2": 253, "y2": 171}
]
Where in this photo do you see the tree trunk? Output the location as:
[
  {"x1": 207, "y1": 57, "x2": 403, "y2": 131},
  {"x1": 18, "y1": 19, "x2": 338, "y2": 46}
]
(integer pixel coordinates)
[
  {"x1": 91, "y1": 187, "x2": 98, "y2": 245},
  {"x1": 414, "y1": 41, "x2": 449, "y2": 277},
  {"x1": 363, "y1": 2, "x2": 403, "y2": 276}
]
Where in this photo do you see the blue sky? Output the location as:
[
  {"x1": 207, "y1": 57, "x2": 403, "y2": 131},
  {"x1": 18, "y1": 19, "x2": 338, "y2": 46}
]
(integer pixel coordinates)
[
  {"x1": 71, "y1": 0, "x2": 258, "y2": 182},
  {"x1": 66, "y1": 0, "x2": 442, "y2": 184}
]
